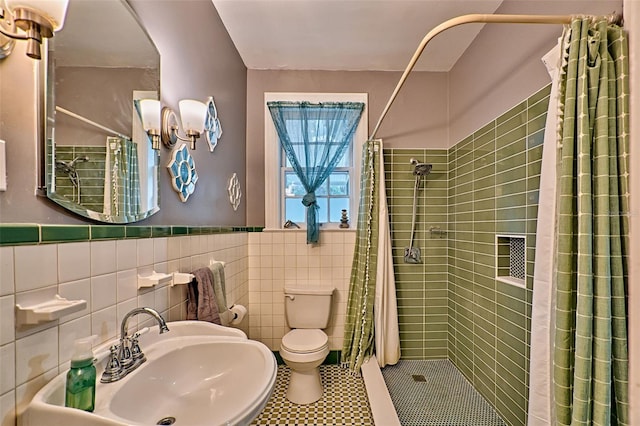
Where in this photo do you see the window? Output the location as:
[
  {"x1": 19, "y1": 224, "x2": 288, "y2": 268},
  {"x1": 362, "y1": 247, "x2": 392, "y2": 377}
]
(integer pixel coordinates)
[{"x1": 264, "y1": 93, "x2": 368, "y2": 230}]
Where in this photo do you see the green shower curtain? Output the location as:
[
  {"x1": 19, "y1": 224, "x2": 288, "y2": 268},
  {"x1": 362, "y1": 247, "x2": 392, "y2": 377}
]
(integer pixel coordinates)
[
  {"x1": 107, "y1": 137, "x2": 141, "y2": 219},
  {"x1": 553, "y1": 18, "x2": 629, "y2": 425},
  {"x1": 341, "y1": 140, "x2": 380, "y2": 372}
]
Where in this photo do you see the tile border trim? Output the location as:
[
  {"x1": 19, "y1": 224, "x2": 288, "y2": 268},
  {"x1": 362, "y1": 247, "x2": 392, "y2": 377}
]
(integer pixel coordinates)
[{"x1": 0, "y1": 224, "x2": 265, "y2": 246}]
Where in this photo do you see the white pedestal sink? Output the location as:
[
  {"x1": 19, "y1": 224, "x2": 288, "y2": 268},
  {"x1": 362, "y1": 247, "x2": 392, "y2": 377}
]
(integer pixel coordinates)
[{"x1": 22, "y1": 321, "x2": 277, "y2": 426}]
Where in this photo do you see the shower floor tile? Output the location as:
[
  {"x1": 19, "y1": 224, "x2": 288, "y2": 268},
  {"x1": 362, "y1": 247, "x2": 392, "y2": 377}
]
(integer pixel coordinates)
[
  {"x1": 382, "y1": 360, "x2": 506, "y2": 426},
  {"x1": 251, "y1": 365, "x2": 374, "y2": 426}
]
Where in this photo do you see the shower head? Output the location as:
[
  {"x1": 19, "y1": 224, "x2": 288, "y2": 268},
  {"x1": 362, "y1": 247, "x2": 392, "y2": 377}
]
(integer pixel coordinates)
[
  {"x1": 71, "y1": 156, "x2": 89, "y2": 166},
  {"x1": 55, "y1": 160, "x2": 72, "y2": 172},
  {"x1": 57, "y1": 156, "x2": 89, "y2": 173},
  {"x1": 409, "y1": 158, "x2": 432, "y2": 176}
]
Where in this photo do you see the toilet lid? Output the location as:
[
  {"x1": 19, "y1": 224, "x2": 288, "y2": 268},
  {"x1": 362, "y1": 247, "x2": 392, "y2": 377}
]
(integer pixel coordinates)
[{"x1": 281, "y1": 329, "x2": 328, "y2": 354}]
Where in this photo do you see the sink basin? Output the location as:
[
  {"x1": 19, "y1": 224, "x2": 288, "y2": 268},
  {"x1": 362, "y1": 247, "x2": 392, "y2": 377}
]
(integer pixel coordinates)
[
  {"x1": 22, "y1": 321, "x2": 277, "y2": 426},
  {"x1": 110, "y1": 337, "x2": 275, "y2": 425}
]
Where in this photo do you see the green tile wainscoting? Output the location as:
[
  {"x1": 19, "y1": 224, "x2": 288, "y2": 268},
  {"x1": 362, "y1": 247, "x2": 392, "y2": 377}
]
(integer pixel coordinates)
[
  {"x1": 384, "y1": 84, "x2": 550, "y2": 426},
  {"x1": 0, "y1": 224, "x2": 265, "y2": 246}
]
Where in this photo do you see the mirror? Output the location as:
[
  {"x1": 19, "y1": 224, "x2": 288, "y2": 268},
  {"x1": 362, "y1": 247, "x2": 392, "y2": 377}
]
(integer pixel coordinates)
[{"x1": 44, "y1": 0, "x2": 160, "y2": 223}]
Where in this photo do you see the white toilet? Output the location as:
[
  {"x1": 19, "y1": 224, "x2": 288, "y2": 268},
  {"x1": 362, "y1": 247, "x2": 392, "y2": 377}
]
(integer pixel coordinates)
[{"x1": 280, "y1": 286, "x2": 334, "y2": 404}]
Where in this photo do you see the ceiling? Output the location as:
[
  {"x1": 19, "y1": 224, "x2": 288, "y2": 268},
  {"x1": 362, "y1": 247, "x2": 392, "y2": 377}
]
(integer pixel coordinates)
[
  {"x1": 212, "y1": 0, "x2": 505, "y2": 72},
  {"x1": 54, "y1": 0, "x2": 158, "y2": 68}
]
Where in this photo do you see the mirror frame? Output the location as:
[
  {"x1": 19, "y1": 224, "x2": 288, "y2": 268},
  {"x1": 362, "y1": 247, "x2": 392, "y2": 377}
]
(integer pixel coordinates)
[{"x1": 41, "y1": 0, "x2": 161, "y2": 224}]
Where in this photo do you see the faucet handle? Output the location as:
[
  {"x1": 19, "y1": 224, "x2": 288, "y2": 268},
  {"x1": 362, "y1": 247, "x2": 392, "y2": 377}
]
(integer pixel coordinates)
[
  {"x1": 100, "y1": 345, "x2": 123, "y2": 383},
  {"x1": 118, "y1": 337, "x2": 134, "y2": 371},
  {"x1": 130, "y1": 333, "x2": 146, "y2": 367}
]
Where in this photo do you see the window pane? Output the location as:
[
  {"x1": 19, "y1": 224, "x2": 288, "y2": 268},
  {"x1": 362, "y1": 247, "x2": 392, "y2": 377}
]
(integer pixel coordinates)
[
  {"x1": 284, "y1": 173, "x2": 305, "y2": 196},
  {"x1": 276, "y1": 106, "x2": 360, "y2": 228},
  {"x1": 286, "y1": 143, "x2": 349, "y2": 167},
  {"x1": 329, "y1": 197, "x2": 350, "y2": 222},
  {"x1": 309, "y1": 120, "x2": 326, "y2": 142},
  {"x1": 329, "y1": 172, "x2": 349, "y2": 195},
  {"x1": 316, "y1": 197, "x2": 328, "y2": 223},
  {"x1": 284, "y1": 119, "x2": 328, "y2": 143},
  {"x1": 282, "y1": 140, "x2": 352, "y2": 168},
  {"x1": 315, "y1": 180, "x2": 328, "y2": 196},
  {"x1": 284, "y1": 120, "x2": 302, "y2": 135},
  {"x1": 331, "y1": 144, "x2": 351, "y2": 167},
  {"x1": 291, "y1": 143, "x2": 306, "y2": 164},
  {"x1": 283, "y1": 144, "x2": 304, "y2": 167},
  {"x1": 285, "y1": 198, "x2": 306, "y2": 223}
]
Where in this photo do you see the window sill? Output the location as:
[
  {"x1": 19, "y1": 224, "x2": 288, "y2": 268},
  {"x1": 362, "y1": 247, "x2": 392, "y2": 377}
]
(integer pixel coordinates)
[{"x1": 261, "y1": 227, "x2": 357, "y2": 233}]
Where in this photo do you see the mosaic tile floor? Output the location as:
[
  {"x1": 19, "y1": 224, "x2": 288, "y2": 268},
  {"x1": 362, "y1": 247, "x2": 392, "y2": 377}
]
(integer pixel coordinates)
[
  {"x1": 252, "y1": 365, "x2": 374, "y2": 426},
  {"x1": 382, "y1": 360, "x2": 506, "y2": 426}
]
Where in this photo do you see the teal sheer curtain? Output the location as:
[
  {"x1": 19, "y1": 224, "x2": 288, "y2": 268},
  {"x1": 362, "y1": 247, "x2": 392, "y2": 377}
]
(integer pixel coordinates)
[{"x1": 267, "y1": 101, "x2": 364, "y2": 243}]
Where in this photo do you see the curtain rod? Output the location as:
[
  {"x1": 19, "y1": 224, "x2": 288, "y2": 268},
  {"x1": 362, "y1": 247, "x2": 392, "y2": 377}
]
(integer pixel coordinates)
[
  {"x1": 55, "y1": 106, "x2": 131, "y2": 140},
  {"x1": 369, "y1": 12, "x2": 622, "y2": 140}
]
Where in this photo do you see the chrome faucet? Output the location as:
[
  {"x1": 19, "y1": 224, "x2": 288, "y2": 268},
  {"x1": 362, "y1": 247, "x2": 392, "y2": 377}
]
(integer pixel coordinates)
[{"x1": 101, "y1": 307, "x2": 169, "y2": 383}]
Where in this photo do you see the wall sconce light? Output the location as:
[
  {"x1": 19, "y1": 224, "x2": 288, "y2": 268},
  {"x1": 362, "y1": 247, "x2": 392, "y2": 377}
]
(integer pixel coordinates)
[
  {"x1": 0, "y1": 0, "x2": 69, "y2": 60},
  {"x1": 139, "y1": 99, "x2": 161, "y2": 150},
  {"x1": 161, "y1": 100, "x2": 207, "y2": 150}
]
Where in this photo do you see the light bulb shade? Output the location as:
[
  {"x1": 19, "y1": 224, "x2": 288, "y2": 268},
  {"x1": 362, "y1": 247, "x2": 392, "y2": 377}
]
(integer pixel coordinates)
[
  {"x1": 178, "y1": 99, "x2": 207, "y2": 134},
  {"x1": 139, "y1": 99, "x2": 161, "y2": 131},
  {"x1": 5, "y1": 0, "x2": 70, "y2": 31}
]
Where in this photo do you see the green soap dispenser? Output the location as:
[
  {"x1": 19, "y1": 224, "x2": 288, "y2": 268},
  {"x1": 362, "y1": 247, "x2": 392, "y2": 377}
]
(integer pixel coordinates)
[{"x1": 65, "y1": 336, "x2": 97, "y2": 412}]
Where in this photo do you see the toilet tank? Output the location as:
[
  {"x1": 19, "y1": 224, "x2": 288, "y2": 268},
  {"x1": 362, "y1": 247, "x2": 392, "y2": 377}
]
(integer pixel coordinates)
[{"x1": 284, "y1": 287, "x2": 334, "y2": 329}]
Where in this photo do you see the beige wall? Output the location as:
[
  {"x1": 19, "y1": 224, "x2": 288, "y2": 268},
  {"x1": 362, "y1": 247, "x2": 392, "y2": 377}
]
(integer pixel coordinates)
[
  {"x1": 0, "y1": 0, "x2": 247, "y2": 226},
  {"x1": 55, "y1": 67, "x2": 159, "y2": 147},
  {"x1": 624, "y1": 0, "x2": 640, "y2": 422},
  {"x1": 245, "y1": 69, "x2": 448, "y2": 225},
  {"x1": 448, "y1": 0, "x2": 623, "y2": 144}
]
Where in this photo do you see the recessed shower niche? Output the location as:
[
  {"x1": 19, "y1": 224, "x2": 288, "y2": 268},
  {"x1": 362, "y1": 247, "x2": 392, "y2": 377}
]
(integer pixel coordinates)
[{"x1": 496, "y1": 234, "x2": 526, "y2": 288}]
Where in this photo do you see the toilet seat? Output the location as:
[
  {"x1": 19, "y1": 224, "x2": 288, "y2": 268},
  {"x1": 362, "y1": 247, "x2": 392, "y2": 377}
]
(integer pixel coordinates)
[{"x1": 281, "y1": 329, "x2": 328, "y2": 354}]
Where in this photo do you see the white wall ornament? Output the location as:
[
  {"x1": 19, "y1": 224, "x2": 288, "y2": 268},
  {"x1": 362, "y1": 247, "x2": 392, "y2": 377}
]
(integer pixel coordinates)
[
  {"x1": 205, "y1": 96, "x2": 223, "y2": 152},
  {"x1": 228, "y1": 173, "x2": 242, "y2": 211}
]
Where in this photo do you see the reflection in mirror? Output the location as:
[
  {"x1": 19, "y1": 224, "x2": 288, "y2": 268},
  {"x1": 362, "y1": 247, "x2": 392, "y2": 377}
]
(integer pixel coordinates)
[{"x1": 44, "y1": 0, "x2": 161, "y2": 223}]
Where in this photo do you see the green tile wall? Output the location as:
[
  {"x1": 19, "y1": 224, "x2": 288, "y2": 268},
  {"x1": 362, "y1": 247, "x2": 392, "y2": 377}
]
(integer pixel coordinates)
[
  {"x1": 385, "y1": 85, "x2": 549, "y2": 426},
  {"x1": 448, "y1": 84, "x2": 549, "y2": 426},
  {"x1": 54, "y1": 146, "x2": 107, "y2": 213},
  {"x1": 384, "y1": 149, "x2": 449, "y2": 359}
]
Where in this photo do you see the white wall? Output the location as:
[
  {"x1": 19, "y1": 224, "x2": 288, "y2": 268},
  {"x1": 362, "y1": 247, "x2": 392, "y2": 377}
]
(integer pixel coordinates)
[
  {"x1": 0, "y1": 233, "x2": 248, "y2": 426},
  {"x1": 247, "y1": 230, "x2": 355, "y2": 351}
]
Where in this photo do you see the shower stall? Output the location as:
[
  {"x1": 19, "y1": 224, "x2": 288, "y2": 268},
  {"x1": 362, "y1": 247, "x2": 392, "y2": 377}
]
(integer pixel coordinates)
[{"x1": 354, "y1": 10, "x2": 630, "y2": 426}]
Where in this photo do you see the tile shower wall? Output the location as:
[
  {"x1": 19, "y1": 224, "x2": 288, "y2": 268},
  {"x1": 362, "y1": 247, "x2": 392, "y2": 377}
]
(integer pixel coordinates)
[
  {"x1": 53, "y1": 146, "x2": 107, "y2": 213},
  {"x1": 0, "y1": 229, "x2": 248, "y2": 426},
  {"x1": 384, "y1": 149, "x2": 449, "y2": 359},
  {"x1": 448, "y1": 85, "x2": 549, "y2": 426},
  {"x1": 247, "y1": 230, "x2": 355, "y2": 351}
]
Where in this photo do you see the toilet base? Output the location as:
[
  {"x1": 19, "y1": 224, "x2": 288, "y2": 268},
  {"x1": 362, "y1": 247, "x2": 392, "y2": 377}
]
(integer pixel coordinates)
[{"x1": 285, "y1": 366, "x2": 323, "y2": 404}]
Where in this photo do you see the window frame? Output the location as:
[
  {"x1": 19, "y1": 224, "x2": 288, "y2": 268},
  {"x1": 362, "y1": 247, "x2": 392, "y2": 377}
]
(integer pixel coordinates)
[{"x1": 264, "y1": 92, "x2": 368, "y2": 230}]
